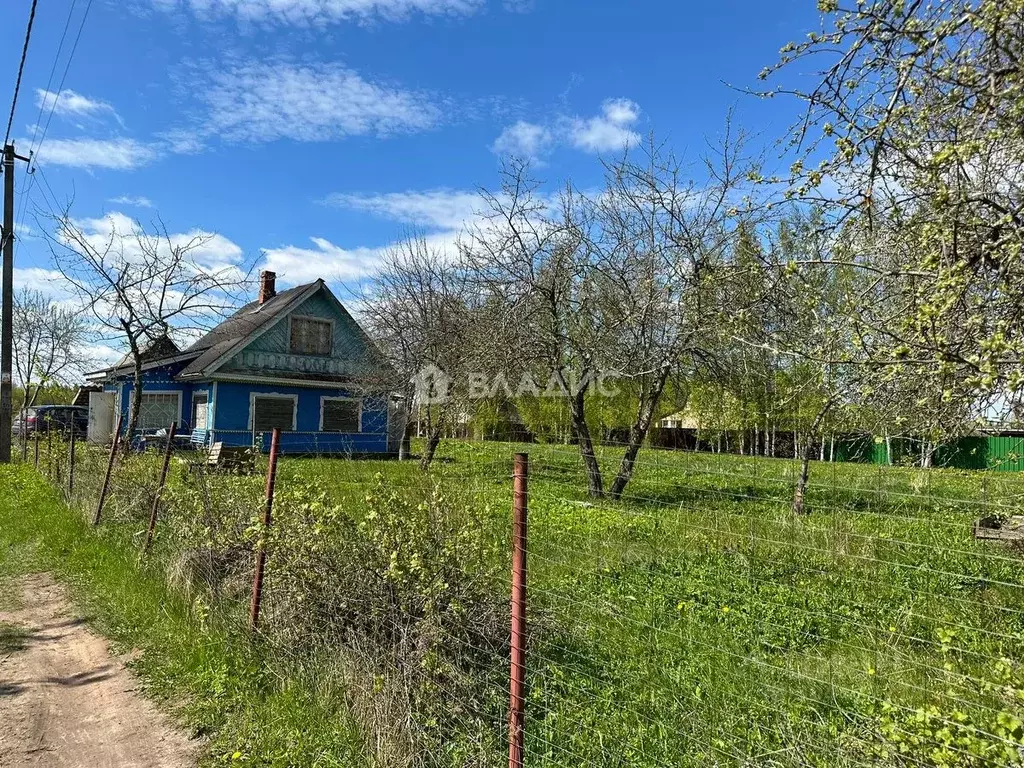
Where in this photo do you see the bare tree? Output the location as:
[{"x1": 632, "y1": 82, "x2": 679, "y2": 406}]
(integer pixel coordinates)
[
  {"x1": 466, "y1": 131, "x2": 751, "y2": 499},
  {"x1": 362, "y1": 232, "x2": 474, "y2": 469},
  {"x1": 595, "y1": 134, "x2": 750, "y2": 498},
  {"x1": 465, "y1": 161, "x2": 611, "y2": 495},
  {"x1": 12, "y1": 287, "x2": 90, "y2": 409},
  {"x1": 48, "y1": 210, "x2": 249, "y2": 439}
]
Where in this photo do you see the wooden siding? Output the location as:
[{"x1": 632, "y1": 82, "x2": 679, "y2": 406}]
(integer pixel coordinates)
[{"x1": 220, "y1": 292, "x2": 376, "y2": 377}]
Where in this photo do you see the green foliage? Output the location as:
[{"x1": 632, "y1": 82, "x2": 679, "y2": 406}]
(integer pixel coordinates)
[{"x1": 14, "y1": 438, "x2": 1024, "y2": 766}]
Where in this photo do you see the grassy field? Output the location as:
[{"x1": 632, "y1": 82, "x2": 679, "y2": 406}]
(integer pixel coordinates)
[{"x1": 5, "y1": 439, "x2": 1024, "y2": 766}]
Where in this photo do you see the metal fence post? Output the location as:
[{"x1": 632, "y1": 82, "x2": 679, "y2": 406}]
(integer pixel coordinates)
[
  {"x1": 249, "y1": 427, "x2": 281, "y2": 633},
  {"x1": 143, "y1": 422, "x2": 177, "y2": 554},
  {"x1": 46, "y1": 428, "x2": 52, "y2": 479},
  {"x1": 509, "y1": 452, "x2": 528, "y2": 768},
  {"x1": 94, "y1": 411, "x2": 124, "y2": 526},
  {"x1": 33, "y1": 432, "x2": 38, "y2": 468},
  {"x1": 67, "y1": 426, "x2": 76, "y2": 496}
]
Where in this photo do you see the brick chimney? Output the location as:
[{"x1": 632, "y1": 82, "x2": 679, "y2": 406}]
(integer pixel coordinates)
[{"x1": 258, "y1": 270, "x2": 277, "y2": 304}]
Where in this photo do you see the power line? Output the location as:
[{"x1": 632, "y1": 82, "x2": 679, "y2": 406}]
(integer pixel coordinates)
[
  {"x1": 30, "y1": 0, "x2": 95, "y2": 172},
  {"x1": 15, "y1": 0, "x2": 82, "y2": 263},
  {"x1": 27, "y1": 0, "x2": 80, "y2": 161},
  {"x1": 5, "y1": 0, "x2": 40, "y2": 146}
]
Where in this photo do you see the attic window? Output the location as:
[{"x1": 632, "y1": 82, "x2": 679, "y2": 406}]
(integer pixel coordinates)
[{"x1": 290, "y1": 317, "x2": 332, "y2": 356}]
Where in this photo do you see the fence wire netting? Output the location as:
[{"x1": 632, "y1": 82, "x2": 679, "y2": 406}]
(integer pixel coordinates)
[{"x1": 19, "y1": 427, "x2": 1024, "y2": 768}]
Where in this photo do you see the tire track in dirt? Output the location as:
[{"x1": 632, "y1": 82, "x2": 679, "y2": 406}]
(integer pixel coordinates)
[{"x1": 0, "y1": 573, "x2": 197, "y2": 767}]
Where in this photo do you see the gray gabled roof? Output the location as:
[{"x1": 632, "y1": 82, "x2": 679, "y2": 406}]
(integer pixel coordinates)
[
  {"x1": 88, "y1": 278, "x2": 393, "y2": 386},
  {"x1": 176, "y1": 280, "x2": 321, "y2": 378}
]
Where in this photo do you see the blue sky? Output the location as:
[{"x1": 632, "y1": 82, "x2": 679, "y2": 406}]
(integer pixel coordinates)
[{"x1": 1, "y1": 0, "x2": 820, "y2": 300}]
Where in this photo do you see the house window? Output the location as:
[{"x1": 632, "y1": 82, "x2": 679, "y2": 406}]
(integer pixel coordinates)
[
  {"x1": 321, "y1": 398, "x2": 361, "y2": 432},
  {"x1": 192, "y1": 392, "x2": 209, "y2": 430},
  {"x1": 290, "y1": 317, "x2": 332, "y2": 356},
  {"x1": 137, "y1": 392, "x2": 181, "y2": 431},
  {"x1": 252, "y1": 395, "x2": 296, "y2": 432}
]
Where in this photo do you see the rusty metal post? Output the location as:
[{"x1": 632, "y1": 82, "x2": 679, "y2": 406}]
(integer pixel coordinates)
[
  {"x1": 46, "y1": 427, "x2": 52, "y2": 479},
  {"x1": 94, "y1": 411, "x2": 124, "y2": 526},
  {"x1": 33, "y1": 431, "x2": 38, "y2": 468},
  {"x1": 20, "y1": 407, "x2": 27, "y2": 463},
  {"x1": 142, "y1": 422, "x2": 177, "y2": 555},
  {"x1": 67, "y1": 426, "x2": 76, "y2": 496},
  {"x1": 249, "y1": 427, "x2": 281, "y2": 633},
  {"x1": 508, "y1": 452, "x2": 528, "y2": 768}
]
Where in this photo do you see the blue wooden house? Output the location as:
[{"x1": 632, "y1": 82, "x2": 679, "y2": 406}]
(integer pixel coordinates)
[{"x1": 85, "y1": 272, "x2": 401, "y2": 455}]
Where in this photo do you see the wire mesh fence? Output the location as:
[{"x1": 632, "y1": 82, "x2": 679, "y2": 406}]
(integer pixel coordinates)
[{"x1": 17, "y1": 427, "x2": 1024, "y2": 767}]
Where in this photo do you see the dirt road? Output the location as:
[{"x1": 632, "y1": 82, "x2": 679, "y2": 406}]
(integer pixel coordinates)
[{"x1": 0, "y1": 573, "x2": 197, "y2": 767}]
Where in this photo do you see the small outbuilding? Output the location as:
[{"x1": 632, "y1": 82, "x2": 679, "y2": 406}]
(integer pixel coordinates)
[{"x1": 85, "y1": 271, "x2": 403, "y2": 455}]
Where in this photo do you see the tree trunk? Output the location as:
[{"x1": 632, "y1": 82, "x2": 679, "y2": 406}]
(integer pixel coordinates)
[
  {"x1": 792, "y1": 400, "x2": 834, "y2": 516},
  {"x1": 569, "y1": 385, "x2": 603, "y2": 498},
  {"x1": 420, "y1": 426, "x2": 442, "y2": 470},
  {"x1": 125, "y1": 359, "x2": 144, "y2": 445},
  {"x1": 608, "y1": 366, "x2": 669, "y2": 500}
]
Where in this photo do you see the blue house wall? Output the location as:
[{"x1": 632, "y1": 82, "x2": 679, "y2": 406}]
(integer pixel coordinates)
[
  {"x1": 98, "y1": 286, "x2": 393, "y2": 455},
  {"x1": 104, "y1": 362, "x2": 207, "y2": 433},
  {"x1": 211, "y1": 381, "x2": 388, "y2": 454}
]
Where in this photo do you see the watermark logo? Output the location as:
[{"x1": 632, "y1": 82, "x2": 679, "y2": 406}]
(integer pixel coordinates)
[
  {"x1": 411, "y1": 364, "x2": 453, "y2": 406},
  {"x1": 412, "y1": 366, "x2": 621, "y2": 405}
]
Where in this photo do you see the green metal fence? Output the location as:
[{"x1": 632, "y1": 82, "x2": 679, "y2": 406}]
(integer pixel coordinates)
[{"x1": 842, "y1": 434, "x2": 1024, "y2": 471}]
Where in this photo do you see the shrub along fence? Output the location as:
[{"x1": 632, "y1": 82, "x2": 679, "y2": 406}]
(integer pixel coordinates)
[{"x1": 20, "y1": 428, "x2": 1024, "y2": 767}]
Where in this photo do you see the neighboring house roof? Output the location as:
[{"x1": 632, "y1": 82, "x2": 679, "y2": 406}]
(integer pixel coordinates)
[
  {"x1": 658, "y1": 410, "x2": 700, "y2": 430},
  {"x1": 108, "y1": 335, "x2": 184, "y2": 371},
  {"x1": 72, "y1": 384, "x2": 102, "y2": 407}
]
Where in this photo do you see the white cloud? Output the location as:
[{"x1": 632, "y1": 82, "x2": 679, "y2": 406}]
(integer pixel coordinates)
[
  {"x1": 108, "y1": 195, "x2": 154, "y2": 208},
  {"x1": 492, "y1": 98, "x2": 643, "y2": 160},
  {"x1": 491, "y1": 121, "x2": 553, "y2": 163},
  {"x1": 158, "y1": 127, "x2": 207, "y2": 155},
  {"x1": 150, "y1": 0, "x2": 483, "y2": 24},
  {"x1": 34, "y1": 89, "x2": 121, "y2": 123},
  {"x1": 200, "y1": 60, "x2": 441, "y2": 143},
  {"x1": 566, "y1": 98, "x2": 641, "y2": 153},
  {"x1": 32, "y1": 138, "x2": 158, "y2": 170},
  {"x1": 325, "y1": 189, "x2": 481, "y2": 230},
  {"x1": 262, "y1": 237, "x2": 387, "y2": 284},
  {"x1": 14, "y1": 267, "x2": 69, "y2": 297},
  {"x1": 262, "y1": 228, "x2": 466, "y2": 287},
  {"x1": 67, "y1": 212, "x2": 245, "y2": 274}
]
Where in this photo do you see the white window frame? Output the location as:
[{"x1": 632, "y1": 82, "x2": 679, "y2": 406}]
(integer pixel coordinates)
[
  {"x1": 288, "y1": 315, "x2": 335, "y2": 357},
  {"x1": 249, "y1": 392, "x2": 298, "y2": 432},
  {"x1": 319, "y1": 396, "x2": 362, "y2": 433},
  {"x1": 191, "y1": 391, "x2": 210, "y2": 430},
  {"x1": 133, "y1": 390, "x2": 183, "y2": 431}
]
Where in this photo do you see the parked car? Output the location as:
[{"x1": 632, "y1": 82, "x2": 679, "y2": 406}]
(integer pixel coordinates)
[{"x1": 14, "y1": 405, "x2": 88, "y2": 437}]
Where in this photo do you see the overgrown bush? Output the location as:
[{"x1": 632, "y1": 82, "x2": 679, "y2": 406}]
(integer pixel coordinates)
[{"x1": 260, "y1": 475, "x2": 508, "y2": 766}]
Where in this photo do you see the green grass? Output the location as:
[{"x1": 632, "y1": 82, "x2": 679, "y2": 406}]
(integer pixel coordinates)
[
  {"x1": 0, "y1": 464, "x2": 366, "y2": 767},
  {"x1": 9, "y1": 439, "x2": 1024, "y2": 766},
  {"x1": 281, "y1": 441, "x2": 1024, "y2": 766}
]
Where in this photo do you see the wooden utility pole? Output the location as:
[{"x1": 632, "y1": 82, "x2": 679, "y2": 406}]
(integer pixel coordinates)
[
  {"x1": 0, "y1": 143, "x2": 15, "y2": 463},
  {"x1": 0, "y1": 143, "x2": 29, "y2": 464}
]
